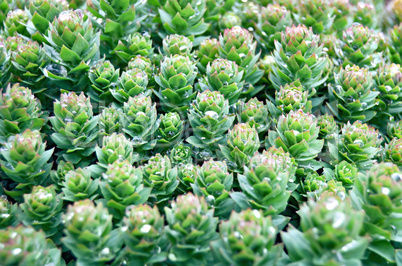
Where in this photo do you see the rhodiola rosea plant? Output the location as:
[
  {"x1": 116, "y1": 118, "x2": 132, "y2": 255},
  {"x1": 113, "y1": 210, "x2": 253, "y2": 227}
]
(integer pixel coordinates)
[{"x1": 1, "y1": 0, "x2": 402, "y2": 265}]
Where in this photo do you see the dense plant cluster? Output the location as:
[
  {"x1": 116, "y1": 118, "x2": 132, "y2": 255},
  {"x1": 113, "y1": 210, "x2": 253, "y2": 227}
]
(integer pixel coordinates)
[{"x1": 1, "y1": 0, "x2": 402, "y2": 265}]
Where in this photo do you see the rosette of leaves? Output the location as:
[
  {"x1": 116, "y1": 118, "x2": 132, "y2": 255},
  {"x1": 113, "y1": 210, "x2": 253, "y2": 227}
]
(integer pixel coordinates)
[
  {"x1": 317, "y1": 113, "x2": 337, "y2": 139},
  {"x1": 267, "y1": 81, "x2": 312, "y2": 120},
  {"x1": 119, "y1": 204, "x2": 166, "y2": 265},
  {"x1": 43, "y1": 10, "x2": 101, "y2": 90},
  {"x1": 92, "y1": 133, "x2": 135, "y2": 176},
  {"x1": 170, "y1": 141, "x2": 193, "y2": 165},
  {"x1": 211, "y1": 209, "x2": 283, "y2": 265},
  {"x1": 372, "y1": 64, "x2": 402, "y2": 126},
  {"x1": 88, "y1": 60, "x2": 119, "y2": 103},
  {"x1": 350, "y1": 162, "x2": 402, "y2": 263},
  {"x1": 270, "y1": 25, "x2": 329, "y2": 95},
  {"x1": 99, "y1": 107, "x2": 122, "y2": 136},
  {"x1": 254, "y1": 4, "x2": 292, "y2": 53},
  {"x1": 50, "y1": 160, "x2": 74, "y2": 190},
  {"x1": 388, "y1": 120, "x2": 402, "y2": 139},
  {"x1": 282, "y1": 192, "x2": 368, "y2": 265},
  {"x1": 0, "y1": 226, "x2": 63, "y2": 265},
  {"x1": 0, "y1": 195, "x2": 20, "y2": 229},
  {"x1": 335, "y1": 23, "x2": 381, "y2": 69},
  {"x1": 219, "y1": 123, "x2": 260, "y2": 173},
  {"x1": 300, "y1": 172, "x2": 328, "y2": 196},
  {"x1": 162, "y1": 34, "x2": 193, "y2": 56},
  {"x1": 218, "y1": 26, "x2": 263, "y2": 86},
  {"x1": 187, "y1": 90, "x2": 235, "y2": 151},
  {"x1": 61, "y1": 168, "x2": 99, "y2": 202},
  {"x1": 99, "y1": 160, "x2": 151, "y2": 221},
  {"x1": 111, "y1": 68, "x2": 150, "y2": 103},
  {"x1": 4, "y1": 9, "x2": 29, "y2": 37},
  {"x1": 329, "y1": 121, "x2": 383, "y2": 170},
  {"x1": 196, "y1": 38, "x2": 219, "y2": 74},
  {"x1": 237, "y1": 147, "x2": 296, "y2": 216},
  {"x1": 142, "y1": 154, "x2": 179, "y2": 206},
  {"x1": 87, "y1": 0, "x2": 146, "y2": 58},
  {"x1": 19, "y1": 185, "x2": 63, "y2": 238},
  {"x1": 120, "y1": 95, "x2": 159, "y2": 161},
  {"x1": 113, "y1": 32, "x2": 153, "y2": 64},
  {"x1": 384, "y1": 138, "x2": 402, "y2": 167},
  {"x1": 191, "y1": 160, "x2": 234, "y2": 218},
  {"x1": 332, "y1": 0, "x2": 354, "y2": 35},
  {"x1": 62, "y1": 200, "x2": 121, "y2": 265},
  {"x1": 354, "y1": 1, "x2": 378, "y2": 29},
  {"x1": 0, "y1": 129, "x2": 53, "y2": 198},
  {"x1": 334, "y1": 160, "x2": 358, "y2": 190},
  {"x1": 127, "y1": 55, "x2": 153, "y2": 79},
  {"x1": 156, "y1": 112, "x2": 183, "y2": 152},
  {"x1": 49, "y1": 92, "x2": 99, "y2": 167},
  {"x1": 154, "y1": 54, "x2": 198, "y2": 112},
  {"x1": 25, "y1": 0, "x2": 69, "y2": 43},
  {"x1": 267, "y1": 110, "x2": 324, "y2": 166},
  {"x1": 176, "y1": 163, "x2": 196, "y2": 194},
  {"x1": 164, "y1": 193, "x2": 219, "y2": 264},
  {"x1": 294, "y1": 0, "x2": 334, "y2": 34},
  {"x1": 327, "y1": 65, "x2": 379, "y2": 123},
  {"x1": 8, "y1": 39, "x2": 48, "y2": 95},
  {"x1": 218, "y1": 11, "x2": 241, "y2": 30},
  {"x1": 158, "y1": 0, "x2": 209, "y2": 37},
  {"x1": 0, "y1": 84, "x2": 46, "y2": 143},
  {"x1": 199, "y1": 58, "x2": 244, "y2": 105},
  {"x1": 236, "y1": 97, "x2": 270, "y2": 138}
]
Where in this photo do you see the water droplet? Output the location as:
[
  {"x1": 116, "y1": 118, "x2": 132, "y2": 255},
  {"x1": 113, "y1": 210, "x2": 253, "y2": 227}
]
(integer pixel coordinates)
[
  {"x1": 382, "y1": 187, "x2": 390, "y2": 195},
  {"x1": 140, "y1": 224, "x2": 151, "y2": 233}
]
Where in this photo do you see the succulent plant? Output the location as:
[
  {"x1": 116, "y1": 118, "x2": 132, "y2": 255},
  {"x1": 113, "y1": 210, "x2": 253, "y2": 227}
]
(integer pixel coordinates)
[
  {"x1": 0, "y1": 84, "x2": 46, "y2": 143},
  {"x1": 169, "y1": 141, "x2": 193, "y2": 165},
  {"x1": 236, "y1": 97, "x2": 270, "y2": 140},
  {"x1": 62, "y1": 200, "x2": 121, "y2": 264},
  {"x1": 237, "y1": 147, "x2": 296, "y2": 216},
  {"x1": 327, "y1": 65, "x2": 379, "y2": 123},
  {"x1": 317, "y1": 113, "x2": 337, "y2": 139},
  {"x1": 120, "y1": 204, "x2": 166, "y2": 264},
  {"x1": 199, "y1": 58, "x2": 244, "y2": 104},
  {"x1": 120, "y1": 95, "x2": 159, "y2": 160},
  {"x1": 384, "y1": 137, "x2": 402, "y2": 167},
  {"x1": 270, "y1": 25, "x2": 329, "y2": 95},
  {"x1": 61, "y1": 168, "x2": 99, "y2": 202},
  {"x1": 127, "y1": 55, "x2": 153, "y2": 80},
  {"x1": 267, "y1": 110, "x2": 324, "y2": 166},
  {"x1": 176, "y1": 162, "x2": 197, "y2": 194},
  {"x1": 350, "y1": 162, "x2": 402, "y2": 263},
  {"x1": 111, "y1": 68, "x2": 150, "y2": 103},
  {"x1": 156, "y1": 112, "x2": 183, "y2": 152},
  {"x1": 49, "y1": 92, "x2": 99, "y2": 167},
  {"x1": 88, "y1": 60, "x2": 119, "y2": 103},
  {"x1": 142, "y1": 154, "x2": 179, "y2": 206},
  {"x1": 0, "y1": 129, "x2": 53, "y2": 198},
  {"x1": 187, "y1": 90, "x2": 235, "y2": 151},
  {"x1": 218, "y1": 26, "x2": 263, "y2": 86},
  {"x1": 329, "y1": 121, "x2": 383, "y2": 170},
  {"x1": 294, "y1": 0, "x2": 334, "y2": 34},
  {"x1": 19, "y1": 185, "x2": 63, "y2": 237},
  {"x1": 164, "y1": 193, "x2": 219, "y2": 264},
  {"x1": 43, "y1": 10, "x2": 100, "y2": 90},
  {"x1": 100, "y1": 160, "x2": 151, "y2": 221},
  {"x1": 211, "y1": 209, "x2": 283, "y2": 265},
  {"x1": 219, "y1": 123, "x2": 260, "y2": 173},
  {"x1": 191, "y1": 160, "x2": 234, "y2": 218},
  {"x1": 162, "y1": 34, "x2": 193, "y2": 57},
  {"x1": 196, "y1": 38, "x2": 219, "y2": 74},
  {"x1": 4, "y1": 9, "x2": 29, "y2": 37},
  {"x1": 332, "y1": 0, "x2": 354, "y2": 35},
  {"x1": 0, "y1": 226, "x2": 63, "y2": 265},
  {"x1": 354, "y1": 1, "x2": 378, "y2": 29},
  {"x1": 0, "y1": 195, "x2": 20, "y2": 229},
  {"x1": 218, "y1": 11, "x2": 241, "y2": 30},
  {"x1": 388, "y1": 120, "x2": 402, "y2": 139},
  {"x1": 113, "y1": 32, "x2": 153, "y2": 64},
  {"x1": 282, "y1": 191, "x2": 368, "y2": 265},
  {"x1": 154, "y1": 55, "x2": 197, "y2": 112},
  {"x1": 333, "y1": 160, "x2": 358, "y2": 190},
  {"x1": 158, "y1": 0, "x2": 209, "y2": 36},
  {"x1": 99, "y1": 107, "x2": 122, "y2": 136},
  {"x1": 335, "y1": 23, "x2": 381, "y2": 69},
  {"x1": 50, "y1": 160, "x2": 74, "y2": 190},
  {"x1": 254, "y1": 4, "x2": 292, "y2": 53},
  {"x1": 390, "y1": 23, "x2": 402, "y2": 64}
]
